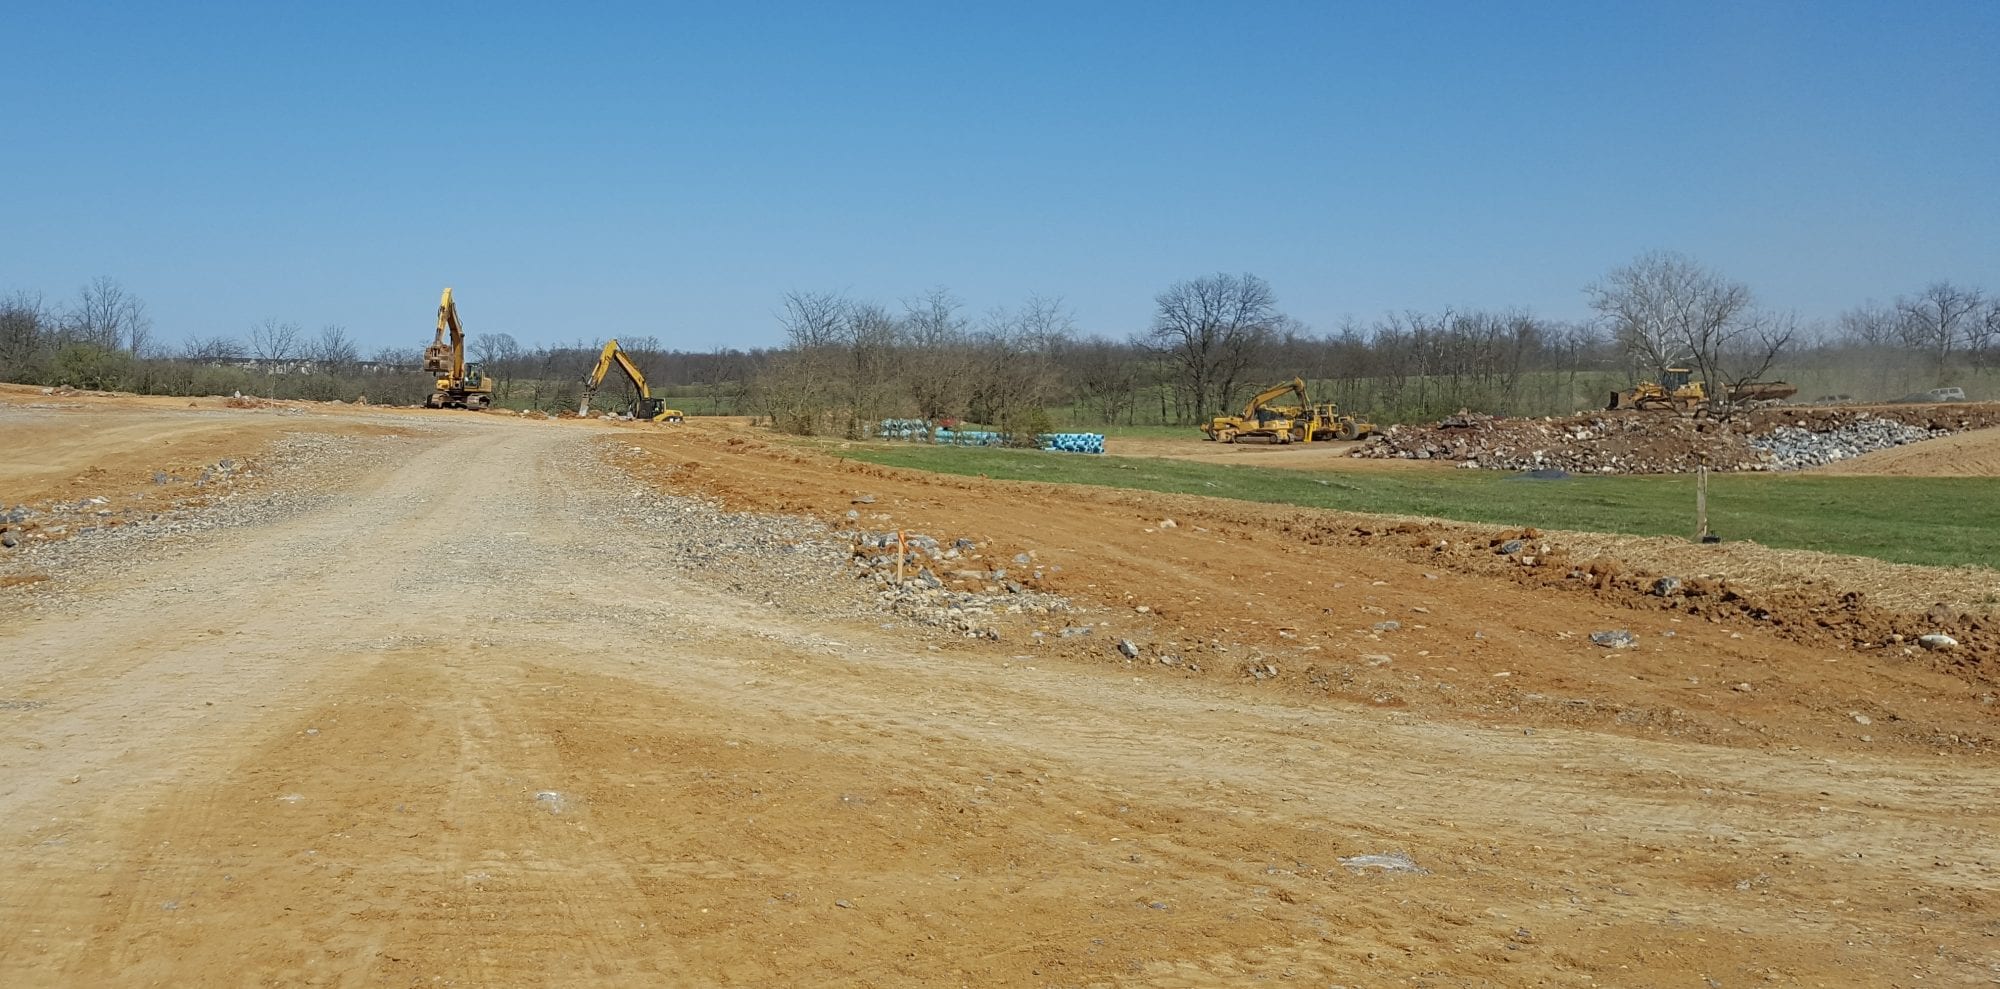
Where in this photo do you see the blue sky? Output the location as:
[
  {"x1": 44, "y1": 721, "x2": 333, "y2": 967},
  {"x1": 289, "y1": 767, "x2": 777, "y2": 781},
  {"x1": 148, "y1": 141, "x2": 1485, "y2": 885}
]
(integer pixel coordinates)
[{"x1": 4, "y1": 1, "x2": 1995, "y2": 352}]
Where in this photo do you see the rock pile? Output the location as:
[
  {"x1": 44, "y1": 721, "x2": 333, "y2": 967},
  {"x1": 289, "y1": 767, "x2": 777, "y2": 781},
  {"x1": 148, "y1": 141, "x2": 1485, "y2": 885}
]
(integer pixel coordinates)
[
  {"x1": 850, "y1": 530, "x2": 1073, "y2": 637},
  {"x1": 1352, "y1": 403, "x2": 2000, "y2": 475},
  {"x1": 614, "y1": 488, "x2": 1073, "y2": 640},
  {"x1": 1748, "y1": 418, "x2": 1943, "y2": 468},
  {"x1": 1354, "y1": 412, "x2": 1757, "y2": 473}
]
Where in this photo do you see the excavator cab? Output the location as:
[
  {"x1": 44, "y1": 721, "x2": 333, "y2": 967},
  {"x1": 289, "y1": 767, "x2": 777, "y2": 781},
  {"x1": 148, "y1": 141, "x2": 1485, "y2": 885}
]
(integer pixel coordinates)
[
  {"x1": 631, "y1": 396, "x2": 684, "y2": 422},
  {"x1": 1659, "y1": 367, "x2": 1692, "y2": 393}
]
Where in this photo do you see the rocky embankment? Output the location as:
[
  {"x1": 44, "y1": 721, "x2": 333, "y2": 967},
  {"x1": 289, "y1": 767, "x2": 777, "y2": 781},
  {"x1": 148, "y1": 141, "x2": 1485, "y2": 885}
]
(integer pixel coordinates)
[{"x1": 1353, "y1": 403, "x2": 2000, "y2": 474}]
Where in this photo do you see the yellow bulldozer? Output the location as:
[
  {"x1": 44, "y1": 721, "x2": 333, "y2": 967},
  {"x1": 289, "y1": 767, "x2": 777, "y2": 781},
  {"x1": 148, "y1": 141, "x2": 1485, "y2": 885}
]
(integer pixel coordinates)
[
  {"x1": 1607, "y1": 366, "x2": 1706, "y2": 412},
  {"x1": 1201, "y1": 377, "x2": 1376, "y2": 444},
  {"x1": 1609, "y1": 367, "x2": 1798, "y2": 412}
]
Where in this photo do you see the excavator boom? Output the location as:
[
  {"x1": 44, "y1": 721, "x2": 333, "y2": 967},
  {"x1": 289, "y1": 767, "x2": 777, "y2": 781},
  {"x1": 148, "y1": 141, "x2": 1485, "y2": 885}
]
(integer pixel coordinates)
[{"x1": 1237, "y1": 377, "x2": 1309, "y2": 419}]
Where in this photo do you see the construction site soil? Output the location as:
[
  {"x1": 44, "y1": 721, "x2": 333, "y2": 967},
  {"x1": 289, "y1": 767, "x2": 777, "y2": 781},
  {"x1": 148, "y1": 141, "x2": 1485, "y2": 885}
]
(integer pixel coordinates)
[{"x1": 1, "y1": 388, "x2": 1996, "y2": 987}]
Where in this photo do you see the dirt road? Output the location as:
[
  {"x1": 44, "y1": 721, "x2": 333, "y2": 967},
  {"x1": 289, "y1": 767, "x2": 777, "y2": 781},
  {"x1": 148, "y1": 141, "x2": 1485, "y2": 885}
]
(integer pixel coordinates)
[{"x1": 2, "y1": 411, "x2": 1996, "y2": 986}]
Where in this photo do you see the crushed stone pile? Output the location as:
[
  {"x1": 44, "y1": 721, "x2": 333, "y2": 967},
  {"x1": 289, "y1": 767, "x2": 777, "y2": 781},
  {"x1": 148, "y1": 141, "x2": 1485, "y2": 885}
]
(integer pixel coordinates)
[
  {"x1": 1352, "y1": 403, "x2": 2000, "y2": 475},
  {"x1": 1749, "y1": 419, "x2": 1945, "y2": 468}
]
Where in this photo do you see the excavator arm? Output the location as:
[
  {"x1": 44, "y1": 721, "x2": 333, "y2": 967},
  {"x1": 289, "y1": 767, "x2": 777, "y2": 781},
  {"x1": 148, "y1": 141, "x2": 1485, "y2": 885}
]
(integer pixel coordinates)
[
  {"x1": 1238, "y1": 377, "x2": 1309, "y2": 418},
  {"x1": 423, "y1": 288, "x2": 464, "y2": 380}
]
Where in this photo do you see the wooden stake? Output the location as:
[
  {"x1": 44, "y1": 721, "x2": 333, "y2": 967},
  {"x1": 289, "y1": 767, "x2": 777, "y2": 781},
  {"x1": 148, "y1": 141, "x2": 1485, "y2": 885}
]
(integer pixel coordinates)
[
  {"x1": 896, "y1": 529, "x2": 907, "y2": 584},
  {"x1": 1696, "y1": 466, "x2": 1709, "y2": 541}
]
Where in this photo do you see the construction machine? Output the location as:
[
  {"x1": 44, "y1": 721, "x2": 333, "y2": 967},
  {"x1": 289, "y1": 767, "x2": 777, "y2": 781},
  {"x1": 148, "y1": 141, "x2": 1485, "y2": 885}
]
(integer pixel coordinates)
[
  {"x1": 1202, "y1": 377, "x2": 1376, "y2": 444},
  {"x1": 422, "y1": 288, "x2": 495, "y2": 409},
  {"x1": 1609, "y1": 366, "x2": 1797, "y2": 411},
  {"x1": 1608, "y1": 366, "x2": 1705, "y2": 412},
  {"x1": 578, "y1": 339, "x2": 684, "y2": 422}
]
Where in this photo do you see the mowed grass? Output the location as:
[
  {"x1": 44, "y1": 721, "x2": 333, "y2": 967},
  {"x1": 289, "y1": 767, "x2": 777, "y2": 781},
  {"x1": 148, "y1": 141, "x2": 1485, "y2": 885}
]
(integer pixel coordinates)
[{"x1": 831, "y1": 444, "x2": 2000, "y2": 569}]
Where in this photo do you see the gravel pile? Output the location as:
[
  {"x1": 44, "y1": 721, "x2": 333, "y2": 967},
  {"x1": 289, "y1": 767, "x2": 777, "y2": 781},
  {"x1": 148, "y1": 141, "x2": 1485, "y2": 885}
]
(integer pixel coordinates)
[
  {"x1": 1748, "y1": 417, "x2": 1945, "y2": 468},
  {"x1": 1353, "y1": 412, "x2": 1759, "y2": 474},
  {"x1": 850, "y1": 531, "x2": 1073, "y2": 637},
  {"x1": 1352, "y1": 403, "x2": 2000, "y2": 475},
  {"x1": 601, "y1": 463, "x2": 1072, "y2": 640}
]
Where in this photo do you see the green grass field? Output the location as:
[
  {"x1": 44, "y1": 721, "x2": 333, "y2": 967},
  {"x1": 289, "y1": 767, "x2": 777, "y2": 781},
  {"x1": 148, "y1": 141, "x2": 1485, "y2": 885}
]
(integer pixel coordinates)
[{"x1": 828, "y1": 443, "x2": 2000, "y2": 569}]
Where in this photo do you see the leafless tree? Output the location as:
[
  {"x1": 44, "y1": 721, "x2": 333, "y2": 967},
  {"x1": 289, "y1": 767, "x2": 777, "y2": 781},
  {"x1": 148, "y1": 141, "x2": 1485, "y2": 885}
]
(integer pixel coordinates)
[
  {"x1": 1974, "y1": 300, "x2": 2000, "y2": 369},
  {"x1": 1896, "y1": 281, "x2": 1985, "y2": 381},
  {"x1": 309, "y1": 324, "x2": 358, "y2": 367},
  {"x1": 1147, "y1": 272, "x2": 1279, "y2": 420},
  {"x1": 64, "y1": 276, "x2": 150, "y2": 352},
  {"x1": 0, "y1": 291, "x2": 53, "y2": 376},
  {"x1": 1586, "y1": 251, "x2": 1752, "y2": 380},
  {"x1": 968, "y1": 299, "x2": 1070, "y2": 434},
  {"x1": 371, "y1": 346, "x2": 421, "y2": 366},
  {"x1": 249, "y1": 318, "x2": 303, "y2": 362},
  {"x1": 1070, "y1": 336, "x2": 1140, "y2": 424},
  {"x1": 180, "y1": 335, "x2": 246, "y2": 362},
  {"x1": 1837, "y1": 301, "x2": 1898, "y2": 348},
  {"x1": 778, "y1": 290, "x2": 849, "y2": 349},
  {"x1": 472, "y1": 332, "x2": 522, "y2": 396},
  {"x1": 901, "y1": 287, "x2": 971, "y2": 424},
  {"x1": 472, "y1": 332, "x2": 520, "y2": 368}
]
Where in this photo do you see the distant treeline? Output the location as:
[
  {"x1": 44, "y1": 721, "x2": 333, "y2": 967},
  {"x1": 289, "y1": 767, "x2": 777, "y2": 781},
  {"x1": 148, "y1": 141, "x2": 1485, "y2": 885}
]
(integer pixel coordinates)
[{"x1": 4, "y1": 255, "x2": 1995, "y2": 426}]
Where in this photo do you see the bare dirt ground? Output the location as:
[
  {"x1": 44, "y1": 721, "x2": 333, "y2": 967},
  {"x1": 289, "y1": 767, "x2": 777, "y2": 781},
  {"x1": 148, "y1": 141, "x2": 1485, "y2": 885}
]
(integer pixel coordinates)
[
  {"x1": 1819, "y1": 425, "x2": 2000, "y2": 476},
  {"x1": 2, "y1": 398, "x2": 1996, "y2": 987}
]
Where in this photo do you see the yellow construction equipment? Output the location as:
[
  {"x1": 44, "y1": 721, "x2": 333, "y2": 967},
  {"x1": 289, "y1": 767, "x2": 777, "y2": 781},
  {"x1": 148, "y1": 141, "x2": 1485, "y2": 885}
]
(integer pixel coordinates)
[
  {"x1": 1201, "y1": 377, "x2": 1376, "y2": 444},
  {"x1": 578, "y1": 339, "x2": 684, "y2": 422},
  {"x1": 1610, "y1": 367, "x2": 1797, "y2": 411},
  {"x1": 1607, "y1": 366, "x2": 1704, "y2": 412},
  {"x1": 422, "y1": 288, "x2": 495, "y2": 409}
]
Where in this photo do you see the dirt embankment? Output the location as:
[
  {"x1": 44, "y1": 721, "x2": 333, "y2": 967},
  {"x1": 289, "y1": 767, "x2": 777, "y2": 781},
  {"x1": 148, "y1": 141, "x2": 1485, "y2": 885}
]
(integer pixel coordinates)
[{"x1": 615, "y1": 421, "x2": 1999, "y2": 755}]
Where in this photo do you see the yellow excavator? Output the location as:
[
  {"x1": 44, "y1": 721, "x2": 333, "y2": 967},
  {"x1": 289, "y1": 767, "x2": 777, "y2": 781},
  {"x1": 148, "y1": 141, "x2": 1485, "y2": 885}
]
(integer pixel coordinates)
[
  {"x1": 578, "y1": 339, "x2": 684, "y2": 422},
  {"x1": 422, "y1": 288, "x2": 495, "y2": 409},
  {"x1": 1201, "y1": 377, "x2": 1376, "y2": 444}
]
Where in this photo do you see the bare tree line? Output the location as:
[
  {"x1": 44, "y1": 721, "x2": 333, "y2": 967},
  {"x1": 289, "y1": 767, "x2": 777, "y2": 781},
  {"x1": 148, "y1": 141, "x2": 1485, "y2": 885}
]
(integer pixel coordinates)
[{"x1": 4, "y1": 257, "x2": 1996, "y2": 422}]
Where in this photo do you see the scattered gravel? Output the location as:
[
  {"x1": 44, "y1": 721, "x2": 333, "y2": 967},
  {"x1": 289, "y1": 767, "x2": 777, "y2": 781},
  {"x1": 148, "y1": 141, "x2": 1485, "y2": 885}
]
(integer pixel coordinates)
[
  {"x1": 1, "y1": 431, "x2": 423, "y2": 607},
  {"x1": 1590, "y1": 629, "x2": 1638, "y2": 649},
  {"x1": 593, "y1": 453, "x2": 1073, "y2": 640}
]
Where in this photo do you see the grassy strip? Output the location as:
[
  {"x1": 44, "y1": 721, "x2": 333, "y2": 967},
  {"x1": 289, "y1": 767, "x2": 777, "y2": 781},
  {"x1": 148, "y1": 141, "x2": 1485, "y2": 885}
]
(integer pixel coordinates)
[{"x1": 830, "y1": 443, "x2": 2000, "y2": 570}]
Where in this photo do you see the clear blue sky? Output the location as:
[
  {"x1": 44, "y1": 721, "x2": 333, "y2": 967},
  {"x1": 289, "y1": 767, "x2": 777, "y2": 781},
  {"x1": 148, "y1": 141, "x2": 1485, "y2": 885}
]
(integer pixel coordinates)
[{"x1": 5, "y1": 1, "x2": 1995, "y2": 353}]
